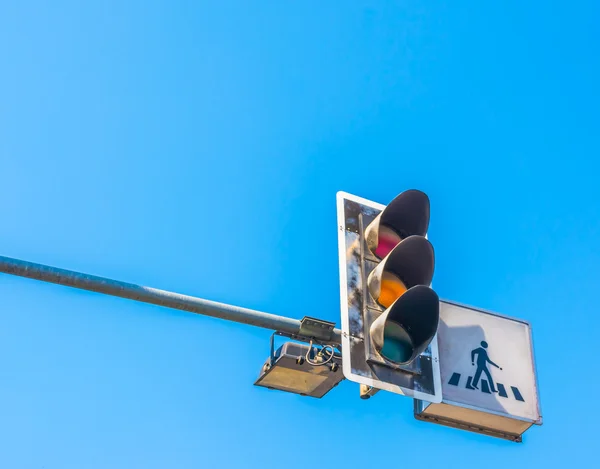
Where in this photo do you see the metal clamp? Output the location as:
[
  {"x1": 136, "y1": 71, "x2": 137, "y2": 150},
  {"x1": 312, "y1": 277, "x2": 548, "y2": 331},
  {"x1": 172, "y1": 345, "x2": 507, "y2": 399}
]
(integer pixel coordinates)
[{"x1": 298, "y1": 316, "x2": 336, "y2": 341}]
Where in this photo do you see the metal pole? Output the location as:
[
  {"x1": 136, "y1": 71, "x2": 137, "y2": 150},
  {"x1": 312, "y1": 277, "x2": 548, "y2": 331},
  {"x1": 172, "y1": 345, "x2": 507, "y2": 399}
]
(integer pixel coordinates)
[{"x1": 0, "y1": 256, "x2": 342, "y2": 344}]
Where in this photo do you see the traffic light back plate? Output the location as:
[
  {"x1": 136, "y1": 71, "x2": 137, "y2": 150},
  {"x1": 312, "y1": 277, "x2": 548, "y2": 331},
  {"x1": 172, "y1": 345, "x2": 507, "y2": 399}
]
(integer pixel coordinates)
[{"x1": 337, "y1": 191, "x2": 442, "y2": 403}]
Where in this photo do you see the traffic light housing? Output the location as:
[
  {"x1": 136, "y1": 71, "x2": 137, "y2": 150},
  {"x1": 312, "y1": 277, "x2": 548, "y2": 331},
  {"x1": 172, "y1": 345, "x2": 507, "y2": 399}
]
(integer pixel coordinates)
[{"x1": 337, "y1": 190, "x2": 442, "y2": 402}]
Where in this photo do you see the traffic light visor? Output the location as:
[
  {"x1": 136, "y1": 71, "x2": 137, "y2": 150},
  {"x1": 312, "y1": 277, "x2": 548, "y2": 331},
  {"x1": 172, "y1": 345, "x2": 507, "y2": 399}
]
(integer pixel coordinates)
[
  {"x1": 365, "y1": 190, "x2": 430, "y2": 259},
  {"x1": 370, "y1": 285, "x2": 440, "y2": 364}
]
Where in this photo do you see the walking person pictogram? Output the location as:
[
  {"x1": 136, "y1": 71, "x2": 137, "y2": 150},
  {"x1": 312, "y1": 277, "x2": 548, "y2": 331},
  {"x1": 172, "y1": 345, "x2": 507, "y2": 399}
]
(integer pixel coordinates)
[
  {"x1": 447, "y1": 341, "x2": 525, "y2": 402},
  {"x1": 471, "y1": 341, "x2": 502, "y2": 392}
]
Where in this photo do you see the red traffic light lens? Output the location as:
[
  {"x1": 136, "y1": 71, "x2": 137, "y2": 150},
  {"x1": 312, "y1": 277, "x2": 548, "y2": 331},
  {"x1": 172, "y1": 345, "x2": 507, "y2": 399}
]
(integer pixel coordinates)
[{"x1": 374, "y1": 225, "x2": 402, "y2": 258}]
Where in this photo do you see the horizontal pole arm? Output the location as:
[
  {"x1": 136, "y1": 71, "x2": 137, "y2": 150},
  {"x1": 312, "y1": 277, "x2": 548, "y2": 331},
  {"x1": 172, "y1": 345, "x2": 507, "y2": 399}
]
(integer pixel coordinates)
[{"x1": 0, "y1": 255, "x2": 341, "y2": 344}]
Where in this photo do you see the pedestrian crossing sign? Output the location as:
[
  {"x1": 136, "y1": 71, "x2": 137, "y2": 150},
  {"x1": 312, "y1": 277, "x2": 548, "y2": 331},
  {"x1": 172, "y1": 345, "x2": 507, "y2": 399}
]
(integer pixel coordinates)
[{"x1": 414, "y1": 300, "x2": 542, "y2": 442}]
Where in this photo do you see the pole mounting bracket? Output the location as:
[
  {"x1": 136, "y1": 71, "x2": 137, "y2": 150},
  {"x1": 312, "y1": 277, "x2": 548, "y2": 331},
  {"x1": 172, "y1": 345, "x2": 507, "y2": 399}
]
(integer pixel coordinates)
[{"x1": 299, "y1": 316, "x2": 336, "y2": 341}]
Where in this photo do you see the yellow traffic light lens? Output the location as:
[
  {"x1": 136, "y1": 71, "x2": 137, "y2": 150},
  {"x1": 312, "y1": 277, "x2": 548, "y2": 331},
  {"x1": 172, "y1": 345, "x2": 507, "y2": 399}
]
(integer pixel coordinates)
[
  {"x1": 374, "y1": 225, "x2": 402, "y2": 258},
  {"x1": 382, "y1": 321, "x2": 413, "y2": 364},
  {"x1": 378, "y1": 272, "x2": 407, "y2": 308}
]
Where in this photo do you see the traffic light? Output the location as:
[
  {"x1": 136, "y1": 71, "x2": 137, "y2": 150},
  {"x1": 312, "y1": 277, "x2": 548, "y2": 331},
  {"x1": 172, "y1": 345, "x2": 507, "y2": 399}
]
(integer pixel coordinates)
[
  {"x1": 365, "y1": 191, "x2": 439, "y2": 365},
  {"x1": 337, "y1": 190, "x2": 442, "y2": 402}
]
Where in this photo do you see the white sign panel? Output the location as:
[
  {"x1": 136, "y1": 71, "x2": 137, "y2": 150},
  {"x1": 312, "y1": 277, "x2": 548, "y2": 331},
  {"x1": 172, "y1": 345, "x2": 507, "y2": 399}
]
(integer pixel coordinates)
[{"x1": 438, "y1": 301, "x2": 541, "y2": 423}]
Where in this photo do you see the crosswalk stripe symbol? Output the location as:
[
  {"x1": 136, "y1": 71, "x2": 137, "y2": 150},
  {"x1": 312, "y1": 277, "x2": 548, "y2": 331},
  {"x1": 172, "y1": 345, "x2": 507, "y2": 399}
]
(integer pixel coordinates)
[
  {"x1": 511, "y1": 386, "x2": 525, "y2": 402},
  {"x1": 448, "y1": 372, "x2": 461, "y2": 386},
  {"x1": 449, "y1": 371, "x2": 525, "y2": 402},
  {"x1": 465, "y1": 376, "x2": 475, "y2": 390},
  {"x1": 481, "y1": 380, "x2": 491, "y2": 394}
]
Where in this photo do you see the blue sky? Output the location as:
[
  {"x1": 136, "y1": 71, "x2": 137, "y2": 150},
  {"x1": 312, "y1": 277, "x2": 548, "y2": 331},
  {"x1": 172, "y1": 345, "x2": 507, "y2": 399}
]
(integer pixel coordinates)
[{"x1": 1, "y1": 1, "x2": 599, "y2": 467}]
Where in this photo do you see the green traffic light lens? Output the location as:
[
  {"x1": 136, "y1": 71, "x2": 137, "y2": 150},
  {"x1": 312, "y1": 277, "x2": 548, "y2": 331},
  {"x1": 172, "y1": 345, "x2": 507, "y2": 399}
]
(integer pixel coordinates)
[{"x1": 381, "y1": 321, "x2": 413, "y2": 364}]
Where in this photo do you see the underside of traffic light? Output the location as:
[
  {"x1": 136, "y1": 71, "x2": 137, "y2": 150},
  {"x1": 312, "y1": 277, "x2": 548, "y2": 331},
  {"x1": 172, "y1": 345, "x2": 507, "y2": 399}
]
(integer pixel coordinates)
[{"x1": 337, "y1": 190, "x2": 443, "y2": 403}]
